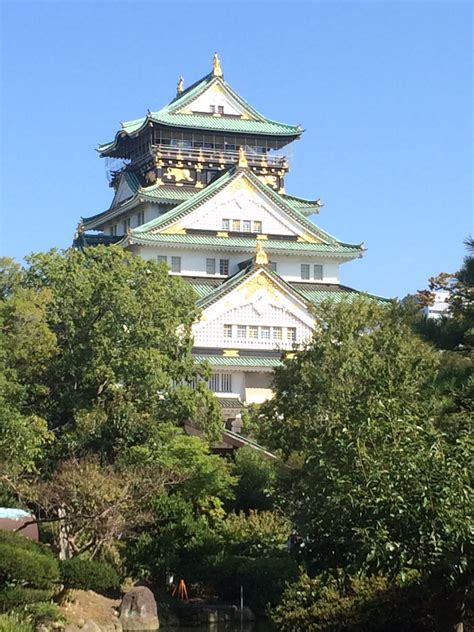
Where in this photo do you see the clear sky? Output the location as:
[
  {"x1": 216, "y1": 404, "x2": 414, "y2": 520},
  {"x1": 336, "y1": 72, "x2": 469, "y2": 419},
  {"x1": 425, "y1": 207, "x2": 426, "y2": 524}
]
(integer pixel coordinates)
[{"x1": 1, "y1": 0, "x2": 472, "y2": 299}]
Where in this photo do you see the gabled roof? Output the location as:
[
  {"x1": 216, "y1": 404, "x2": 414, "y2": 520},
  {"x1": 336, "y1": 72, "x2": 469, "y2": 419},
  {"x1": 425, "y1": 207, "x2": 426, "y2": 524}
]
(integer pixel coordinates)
[
  {"x1": 182, "y1": 272, "x2": 389, "y2": 305},
  {"x1": 99, "y1": 67, "x2": 303, "y2": 155},
  {"x1": 81, "y1": 177, "x2": 198, "y2": 230},
  {"x1": 122, "y1": 166, "x2": 363, "y2": 257},
  {"x1": 82, "y1": 173, "x2": 323, "y2": 233},
  {"x1": 194, "y1": 262, "x2": 312, "y2": 311}
]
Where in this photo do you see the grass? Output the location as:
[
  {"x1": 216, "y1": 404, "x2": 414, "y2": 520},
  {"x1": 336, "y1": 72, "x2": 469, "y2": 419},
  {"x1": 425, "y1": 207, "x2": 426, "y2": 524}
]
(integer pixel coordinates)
[{"x1": 0, "y1": 614, "x2": 34, "y2": 632}]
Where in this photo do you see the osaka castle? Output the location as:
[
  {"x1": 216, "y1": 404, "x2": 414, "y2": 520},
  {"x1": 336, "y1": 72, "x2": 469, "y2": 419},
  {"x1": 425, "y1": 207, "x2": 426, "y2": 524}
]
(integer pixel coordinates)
[{"x1": 75, "y1": 53, "x2": 372, "y2": 433}]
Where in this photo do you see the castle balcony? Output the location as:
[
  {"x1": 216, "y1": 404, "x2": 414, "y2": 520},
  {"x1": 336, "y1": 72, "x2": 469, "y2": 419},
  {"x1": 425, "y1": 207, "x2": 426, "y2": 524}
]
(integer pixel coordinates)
[{"x1": 131, "y1": 143, "x2": 288, "y2": 171}]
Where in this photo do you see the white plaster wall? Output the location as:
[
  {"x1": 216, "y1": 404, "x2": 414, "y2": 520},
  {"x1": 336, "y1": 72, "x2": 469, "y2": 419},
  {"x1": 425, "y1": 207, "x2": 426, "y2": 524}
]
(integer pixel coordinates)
[
  {"x1": 137, "y1": 246, "x2": 342, "y2": 283},
  {"x1": 138, "y1": 246, "x2": 246, "y2": 277},
  {"x1": 103, "y1": 203, "x2": 163, "y2": 235},
  {"x1": 270, "y1": 257, "x2": 341, "y2": 283},
  {"x1": 212, "y1": 371, "x2": 273, "y2": 404}
]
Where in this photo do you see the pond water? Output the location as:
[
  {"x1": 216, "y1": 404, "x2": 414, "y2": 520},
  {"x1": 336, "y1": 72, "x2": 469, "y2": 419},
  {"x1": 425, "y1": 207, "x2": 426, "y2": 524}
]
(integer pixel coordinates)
[{"x1": 160, "y1": 623, "x2": 272, "y2": 631}]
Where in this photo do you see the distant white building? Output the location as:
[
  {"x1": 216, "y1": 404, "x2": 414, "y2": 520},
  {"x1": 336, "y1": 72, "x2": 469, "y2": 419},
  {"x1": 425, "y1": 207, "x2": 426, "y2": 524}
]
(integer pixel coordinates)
[{"x1": 422, "y1": 291, "x2": 450, "y2": 319}]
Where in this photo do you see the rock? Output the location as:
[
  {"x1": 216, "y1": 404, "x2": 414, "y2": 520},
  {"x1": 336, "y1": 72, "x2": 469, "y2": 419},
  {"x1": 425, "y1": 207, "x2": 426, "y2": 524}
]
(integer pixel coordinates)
[
  {"x1": 82, "y1": 621, "x2": 102, "y2": 632},
  {"x1": 120, "y1": 586, "x2": 159, "y2": 631}
]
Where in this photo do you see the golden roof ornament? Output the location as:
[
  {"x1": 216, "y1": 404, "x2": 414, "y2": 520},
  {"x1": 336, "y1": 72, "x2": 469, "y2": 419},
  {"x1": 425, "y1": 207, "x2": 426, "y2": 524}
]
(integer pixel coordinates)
[
  {"x1": 255, "y1": 241, "x2": 268, "y2": 265},
  {"x1": 176, "y1": 76, "x2": 184, "y2": 95},
  {"x1": 238, "y1": 146, "x2": 248, "y2": 168},
  {"x1": 212, "y1": 52, "x2": 223, "y2": 77}
]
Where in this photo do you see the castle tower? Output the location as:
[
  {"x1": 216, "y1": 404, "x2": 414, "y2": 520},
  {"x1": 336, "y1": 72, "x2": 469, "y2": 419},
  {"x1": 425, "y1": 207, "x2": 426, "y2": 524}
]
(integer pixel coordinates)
[{"x1": 76, "y1": 54, "x2": 374, "y2": 433}]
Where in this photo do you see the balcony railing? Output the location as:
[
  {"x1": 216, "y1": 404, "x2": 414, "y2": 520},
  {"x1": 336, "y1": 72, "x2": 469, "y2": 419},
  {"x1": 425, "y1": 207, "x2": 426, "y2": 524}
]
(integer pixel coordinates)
[{"x1": 129, "y1": 144, "x2": 288, "y2": 170}]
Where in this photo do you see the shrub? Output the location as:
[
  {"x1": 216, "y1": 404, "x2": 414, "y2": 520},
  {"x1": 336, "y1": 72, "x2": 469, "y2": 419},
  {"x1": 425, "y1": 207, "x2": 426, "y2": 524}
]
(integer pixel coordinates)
[
  {"x1": 270, "y1": 571, "x2": 440, "y2": 632},
  {"x1": 215, "y1": 555, "x2": 299, "y2": 611},
  {"x1": 60, "y1": 558, "x2": 119, "y2": 593},
  {"x1": 0, "y1": 588, "x2": 53, "y2": 612},
  {"x1": 0, "y1": 531, "x2": 59, "y2": 589},
  {"x1": 218, "y1": 510, "x2": 291, "y2": 557}
]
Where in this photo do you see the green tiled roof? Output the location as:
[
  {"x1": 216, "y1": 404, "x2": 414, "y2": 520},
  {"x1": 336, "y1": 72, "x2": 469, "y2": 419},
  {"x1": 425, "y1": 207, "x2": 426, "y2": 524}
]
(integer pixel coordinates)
[
  {"x1": 194, "y1": 354, "x2": 283, "y2": 368},
  {"x1": 82, "y1": 182, "x2": 199, "y2": 229},
  {"x1": 183, "y1": 265, "x2": 389, "y2": 309},
  {"x1": 215, "y1": 397, "x2": 245, "y2": 409},
  {"x1": 126, "y1": 232, "x2": 362, "y2": 257},
  {"x1": 183, "y1": 277, "x2": 223, "y2": 298},
  {"x1": 99, "y1": 73, "x2": 302, "y2": 155},
  {"x1": 281, "y1": 193, "x2": 322, "y2": 216}
]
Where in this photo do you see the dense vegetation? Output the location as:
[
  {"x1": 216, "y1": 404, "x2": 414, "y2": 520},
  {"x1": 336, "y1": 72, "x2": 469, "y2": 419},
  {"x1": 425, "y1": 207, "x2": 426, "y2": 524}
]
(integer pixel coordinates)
[{"x1": 0, "y1": 242, "x2": 472, "y2": 631}]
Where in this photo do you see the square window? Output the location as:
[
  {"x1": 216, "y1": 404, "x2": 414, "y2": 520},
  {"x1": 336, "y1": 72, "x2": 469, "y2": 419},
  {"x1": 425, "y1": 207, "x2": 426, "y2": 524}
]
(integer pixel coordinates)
[
  {"x1": 222, "y1": 218, "x2": 230, "y2": 231},
  {"x1": 171, "y1": 256, "x2": 181, "y2": 273},
  {"x1": 217, "y1": 105, "x2": 224, "y2": 114},
  {"x1": 232, "y1": 219, "x2": 241, "y2": 231},
  {"x1": 301, "y1": 264, "x2": 310, "y2": 280},
  {"x1": 206, "y1": 258, "x2": 216, "y2": 274},
  {"x1": 273, "y1": 327, "x2": 282, "y2": 340},
  {"x1": 314, "y1": 264, "x2": 323, "y2": 280},
  {"x1": 269, "y1": 261, "x2": 277, "y2": 272},
  {"x1": 237, "y1": 325, "x2": 247, "y2": 338},
  {"x1": 220, "y1": 259, "x2": 229, "y2": 275},
  {"x1": 242, "y1": 220, "x2": 251, "y2": 232},
  {"x1": 253, "y1": 221, "x2": 262, "y2": 233},
  {"x1": 210, "y1": 105, "x2": 216, "y2": 113},
  {"x1": 261, "y1": 326, "x2": 271, "y2": 339},
  {"x1": 223, "y1": 324, "x2": 233, "y2": 338},
  {"x1": 157, "y1": 255, "x2": 167, "y2": 265},
  {"x1": 287, "y1": 327, "x2": 297, "y2": 341},
  {"x1": 249, "y1": 325, "x2": 258, "y2": 339}
]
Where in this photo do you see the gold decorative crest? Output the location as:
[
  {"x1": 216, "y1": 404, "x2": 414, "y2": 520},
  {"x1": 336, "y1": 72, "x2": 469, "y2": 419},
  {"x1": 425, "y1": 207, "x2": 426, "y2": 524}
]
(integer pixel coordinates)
[{"x1": 212, "y1": 52, "x2": 223, "y2": 77}]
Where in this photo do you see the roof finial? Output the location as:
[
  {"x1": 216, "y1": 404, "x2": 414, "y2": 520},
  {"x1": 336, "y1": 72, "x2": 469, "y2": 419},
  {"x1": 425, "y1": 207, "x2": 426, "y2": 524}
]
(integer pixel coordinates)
[
  {"x1": 176, "y1": 75, "x2": 184, "y2": 95},
  {"x1": 238, "y1": 146, "x2": 248, "y2": 168},
  {"x1": 255, "y1": 241, "x2": 268, "y2": 265},
  {"x1": 212, "y1": 52, "x2": 223, "y2": 77}
]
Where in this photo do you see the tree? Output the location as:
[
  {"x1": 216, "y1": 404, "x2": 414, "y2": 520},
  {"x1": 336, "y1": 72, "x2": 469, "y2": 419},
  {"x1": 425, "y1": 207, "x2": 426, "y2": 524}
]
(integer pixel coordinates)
[
  {"x1": 17, "y1": 246, "x2": 222, "y2": 446},
  {"x1": 260, "y1": 298, "x2": 473, "y2": 631}
]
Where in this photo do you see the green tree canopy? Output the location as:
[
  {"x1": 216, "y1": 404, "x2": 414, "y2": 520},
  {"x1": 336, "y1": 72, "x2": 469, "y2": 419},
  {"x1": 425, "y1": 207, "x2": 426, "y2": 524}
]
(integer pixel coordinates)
[{"x1": 260, "y1": 298, "x2": 472, "y2": 623}]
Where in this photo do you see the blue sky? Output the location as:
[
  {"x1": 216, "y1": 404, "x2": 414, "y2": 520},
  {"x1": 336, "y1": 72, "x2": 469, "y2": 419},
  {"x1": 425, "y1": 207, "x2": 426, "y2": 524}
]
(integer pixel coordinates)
[{"x1": 1, "y1": 1, "x2": 472, "y2": 298}]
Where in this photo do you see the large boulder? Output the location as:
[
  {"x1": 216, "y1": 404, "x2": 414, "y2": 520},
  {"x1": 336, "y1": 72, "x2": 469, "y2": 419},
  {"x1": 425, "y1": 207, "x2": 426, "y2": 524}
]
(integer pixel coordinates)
[{"x1": 119, "y1": 586, "x2": 159, "y2": 631}]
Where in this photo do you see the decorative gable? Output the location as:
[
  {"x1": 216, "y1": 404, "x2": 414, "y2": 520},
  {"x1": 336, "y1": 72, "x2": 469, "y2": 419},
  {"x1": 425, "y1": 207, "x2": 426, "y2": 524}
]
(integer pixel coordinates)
[
  {"x1": 193, "y1": 267, "x2": 316, "y2": 350},
  {"x1": 111, "y1": 173, "x2": 137, "y2": 208},
  {"x1": 176, "y1": 81, "x2": 253, "y2": 119},
  {"x1": 156, "y1": 171, "x2": 322, "y2": 242}
]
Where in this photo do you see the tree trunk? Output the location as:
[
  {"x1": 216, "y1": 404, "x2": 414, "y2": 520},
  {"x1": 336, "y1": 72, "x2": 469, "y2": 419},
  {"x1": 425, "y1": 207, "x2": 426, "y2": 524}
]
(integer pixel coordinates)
[{"x1": 58, "y1": 505, "x2": 73, "y2": 560}]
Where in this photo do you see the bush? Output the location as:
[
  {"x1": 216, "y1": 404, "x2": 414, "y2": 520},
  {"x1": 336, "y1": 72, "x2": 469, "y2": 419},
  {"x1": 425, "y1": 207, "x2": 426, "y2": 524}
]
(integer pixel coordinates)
[
  {"x1": 215, "y1": 555, "x2": 299, "y2": 611},
  {"x1": 270, "y1": 571, "x2": 440, "y2": 632},
  {"x1": 60, "y1": 558, "x2": 119, "y2": 593},
  {"x1": 0, "y1": 588, "x2": 53, "y2": 612},
  {"x1": 0, "y1": 531, "x2": 59, "y2": 589},
  {"x1": 218, "y1": 510, "x2": 291, "y2": 557}
]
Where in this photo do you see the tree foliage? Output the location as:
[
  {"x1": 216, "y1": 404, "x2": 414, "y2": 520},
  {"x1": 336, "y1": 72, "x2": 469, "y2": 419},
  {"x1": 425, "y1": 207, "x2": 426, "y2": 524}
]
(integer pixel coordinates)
[{"x1": 260, "y1": 298, "x2": 473, "y2": 614}]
